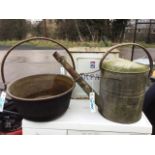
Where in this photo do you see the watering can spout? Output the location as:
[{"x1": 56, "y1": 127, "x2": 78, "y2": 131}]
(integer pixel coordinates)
[{"x1": 53, "y1": 51, "x2": 100, "y2": 106}]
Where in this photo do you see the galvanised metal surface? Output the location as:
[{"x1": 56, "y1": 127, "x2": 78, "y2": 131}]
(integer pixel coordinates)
[
  {"x1": 99, "y1": 43, "x2": 153, "y2": 123},
  {"x1": 54, "y1": 43, "x2": 153, "y2": 124},
  {"x1": 99, "y1": 70, "x2": 148, "y2": 123}
]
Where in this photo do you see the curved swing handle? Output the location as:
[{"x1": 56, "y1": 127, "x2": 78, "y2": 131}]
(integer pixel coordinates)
[
  {"x1": 99, "y1": 43, "x2": 153, "y2": 77},
  {"x1": 1, "y1": 37, "x2": 75, "y2": 90}
]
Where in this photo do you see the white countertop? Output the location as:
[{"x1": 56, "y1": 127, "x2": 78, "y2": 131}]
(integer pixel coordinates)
[{"x1": 22, "y1": 99, "x2": 152, "y2": 134}]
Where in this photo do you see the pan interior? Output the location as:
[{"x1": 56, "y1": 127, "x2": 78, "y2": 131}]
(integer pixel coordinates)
[{"x1": 8, "y1": 74, "x2": 74, "y2": 100}]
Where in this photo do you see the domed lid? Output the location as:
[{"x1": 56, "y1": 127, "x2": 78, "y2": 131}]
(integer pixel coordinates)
[{"x1": 101, "y1": 58, "x2": 149, "y2": 73}]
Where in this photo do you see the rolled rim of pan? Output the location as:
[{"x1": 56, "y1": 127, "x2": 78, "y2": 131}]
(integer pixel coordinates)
[{"x1": 7, "y1": 74, "x2": 75, "y2": 102}]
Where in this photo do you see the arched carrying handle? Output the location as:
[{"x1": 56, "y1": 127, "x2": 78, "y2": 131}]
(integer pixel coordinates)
[
  {"x1": 1, "y1": 37, "x2": 75, "y2": 90},
  {"x1": 99, "y1": 43, "x2": 153, "y2": 77}
]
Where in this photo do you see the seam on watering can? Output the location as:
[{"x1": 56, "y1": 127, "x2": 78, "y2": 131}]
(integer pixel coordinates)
[
  {"x1": 101, "y1": 88, "x2": 145, "y2": 97},
  {"x1": 101, "y1": 68, "x2": 150, "y2": 74}
]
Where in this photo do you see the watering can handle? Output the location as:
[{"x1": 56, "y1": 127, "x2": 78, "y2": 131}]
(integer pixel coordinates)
[
  {"x1": 99, "y1": 43, "x2": 153, "y2": 77},
  {"x1": 0, "y1": 37, "x2": 75, "y2": 90}
]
